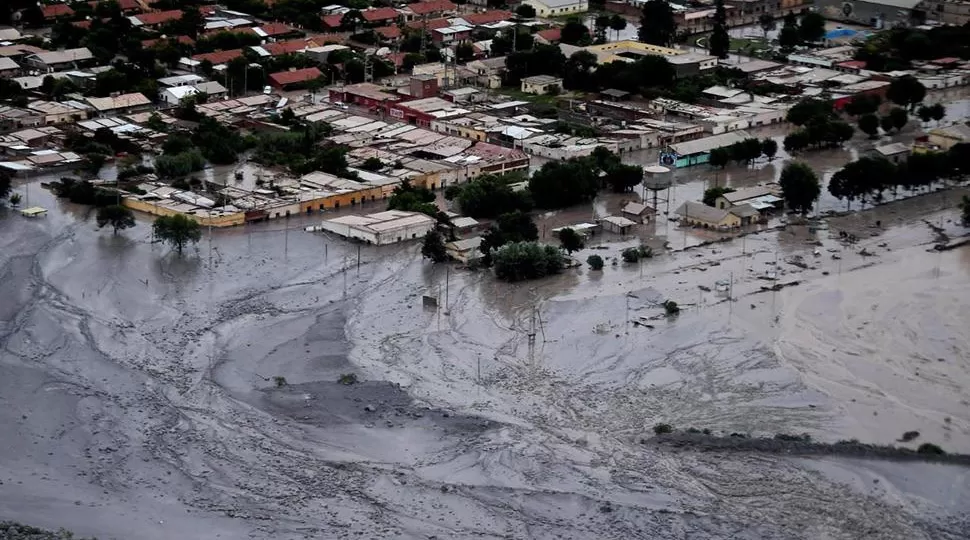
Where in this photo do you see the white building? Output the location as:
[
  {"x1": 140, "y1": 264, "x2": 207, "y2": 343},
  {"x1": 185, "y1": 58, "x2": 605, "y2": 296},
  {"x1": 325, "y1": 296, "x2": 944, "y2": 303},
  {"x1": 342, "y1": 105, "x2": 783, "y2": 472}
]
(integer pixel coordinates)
[
  {"x1": 524, "y1": 0, "x2": 588, "y2": 17},
  {"x1": 520, "y1": 74, "x2": 563, "y2": 95},
  {"x1": 317, "y1": 210, "x2": 436, "y2": 245}
]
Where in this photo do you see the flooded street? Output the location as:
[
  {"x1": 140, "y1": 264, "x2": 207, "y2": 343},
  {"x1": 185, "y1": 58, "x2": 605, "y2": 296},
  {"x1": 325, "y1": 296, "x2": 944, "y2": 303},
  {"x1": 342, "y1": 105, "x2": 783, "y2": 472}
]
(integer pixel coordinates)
[{"x1": 1, "y1": 167, "x2": 969, "y2": 540}]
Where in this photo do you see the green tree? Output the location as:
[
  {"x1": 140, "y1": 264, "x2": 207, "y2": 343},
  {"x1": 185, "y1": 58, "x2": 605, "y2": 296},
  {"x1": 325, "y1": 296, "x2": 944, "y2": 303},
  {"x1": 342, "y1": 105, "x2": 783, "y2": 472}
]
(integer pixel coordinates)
[
  {"x1": 493, "y1": 242, "x2": 565, "y2": 282},
  {"x1": 449, "y1": 174, "x2": 531, "y2": 218},
  {"x1": 421, "y1": 229, "x2": 448, "y2": 262},
  {"x1": 515, "y1": 4, "x2": 535, "y2": 17},
  {"x1": 557, "y1": 228, "x2": 584, "y2": 254},
  {"x1": 496, "y1": 211, "x2": 538, "y2": 243},
  {"x1": 0, "y1": 171, "x2": 10, "y2": 201},
  {"x1": 709, "y1": 0, "x2": 730, "y2": 59},
  {"x1": 604, "y1": 163, "x2": 642, "y2": 193},
  {"x1": 779, "y1": 162, "x2": 820, "y2": 214},
  {"x1": 929, "y1": 103, "x2": 946, "y2": 123},
  {"x1": 528, "y1": 158, "x2": 599, "y2": 209},
  {"x1": 82, "y1": 153, "x2": 107, "y2": 176},
  {"x1": 703, "y1": 186, "x2": 735, "y2": 207},
  {"x1": 889, "y1": 107, "x2": 908, "y2": 131},
  {"x1": 638, "y1": 0, "x2": 677, "y2": 47},
  {"x1": 758, "y1": 14, "x2": 775, "y2": 37},
  {"x1": 783, "y1": 130, "x2": 809, "y2": 153},
  {"x1": 880, "y1": 114, "x2": 896, "y2": 133},
  {"x1": 761, "y1": 138, "x2": 778, "y2": 160},
  {"x1": 594, "y1": 15, "x2": 612, "y2": 42},
  {"x1": 561, "y1": 17, "x2": 592, "y2": 46},
  {"x1": 96, "y1": 204, "x2": 136, "y2": 235},
  {"x1": 609, "y1": 15, "x2": 627, "y2": 41},
  {"x1": 456, "y1": 42, "x2": 475, "y2": 63},
  {"x1": 709, "y1": 147, "x2": 731, "y2": 168},
  {"x1": 798, "y1": 12, "x2": 826, "y2": 43},
  {"x1": 844, "y1": 94, "x2": 881, "y2": 116},
  {"x1": 153, "y1": 214, "x2": 202, "y2": 254},
  {"x1": 360, "y1": 157, "x2": 384, "y2": 171},
  {"x1": 786, "y1": 98, "x2": 833, "y2": 126},
  {"x1": 563, "y1": 50, "x2": 599, "y2": 91},
  {"x1": 887, "y1": 75, "x2": 926, "y2": 110},
  {"x1": 778, "y1": 12, "x2": 800, "y2": 53},
  {"x1": 960, "y1": 195, "x2": 970, "y2": 226},
  {"x1": 387, "y1": 180, "x2": 439, "y2": 218},
  {"x1": 858, "y1": 113, "x2": 880, "y2": 138},
  {"x1": 917, "y1": 105, "x2": 933, "y2": 123},
  {"x1": 587, "y1": 254, "x2": 604, "y2": 270}
]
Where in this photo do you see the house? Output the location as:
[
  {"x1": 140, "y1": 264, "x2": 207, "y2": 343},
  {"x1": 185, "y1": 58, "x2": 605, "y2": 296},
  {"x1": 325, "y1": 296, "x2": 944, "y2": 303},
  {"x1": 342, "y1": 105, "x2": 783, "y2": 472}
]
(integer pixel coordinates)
[
  {"x1": 251, "y1": 22, "x2": 301, "y2": 40},
  {"x1": 715, "y1": 186, "x2": 782, "y2": 215},
  {"x1": 41, "y1": 3, "x2": 75, "y2": 20},
  {"x1": 361, "y1": 7, "x2": 402, "y2": 26},
  {"x1": 375, "y1": 25, "x2": 403, "y2": 42},
  {"x1": 317, "y1": 210, "x2": 436, "y2": 244},
  {"x1": 160, "y1": 82, "x2": 227, "y2": 105},
  {"x1": 535, "y1": 28, "x2": 562, "y2": 45},
  {"x1": 521, "y1": 74, "x2": 563, "y2": 95},
  {"x1": 467, "y1": 57, "x2": 506, "y2": 89},
  {"x1": 85, "y1": 93, "x2": 153, "y2": 117},
  {"x1": 191, "y1": 49, "x2": 244, "y2": 66},
  {"x1": 0, "y1": 28, "x2": 22, "y2": 41},
  {"x1": 268, "y1": 67, "x2": 324, "y2": 90},
  {"x1": 143, "y1": 35, "x2": 196, "y2": 49},
  {"x1": 0, "y1": 57, "x2": 21, "y2": 78},
  {"x1": 524, "y1": 0, "x2": 588, "y2": 17},
  {"x1": 432, "y1": 25, "x2": 473, "y2": 44},
  {"x1": 329, "y1": 83, "x2": 401, "y2": 108},
  {"x1": 129, "y1": 9, "x2": 183, "y2": 28},
  {"x1": 873, "y1": 142, "x2": 911, "y2": 164},
  {"x1": 600, "y1": 215, "x2": 637, "y2": 234},
  {"x1": 926, "y1": 124, "x2": 970, "y2": 151},
  {"x1": 446, "y1": 236, "x2": 483, "y2": 263},
  {"x1": 403, "y1": 0, "x2": 458, "y2": 19},
  {"x1": 462, "y1": 10, "x2": 515, "y2": 26},
  {"x1": 664, "y1": 52, "x2": 718, "y2": 78},
  {"x1": 666, "y1": 130, "x2": 751, "y2": 167},
  {"x1": 674, "y1": 201, "x2": 749, "y2": 230},
  {"x1": 621, "y1": 201, "x2": 654, "y2": 223},
  {"x1": 0, "y1": 105, "x2": 44, "y2": 130},
  {"x1": 600, "y1": 89, "x2": 630, "y2": 102},
  {"x1": 25, "y1": 48, "x2": 95, "y2": 73}
]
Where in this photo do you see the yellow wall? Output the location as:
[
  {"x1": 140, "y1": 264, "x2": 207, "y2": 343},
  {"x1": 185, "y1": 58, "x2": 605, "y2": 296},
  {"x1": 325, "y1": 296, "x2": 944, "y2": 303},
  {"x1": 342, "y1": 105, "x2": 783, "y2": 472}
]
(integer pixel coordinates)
[
  {"x1": 586, "y1": 40, "x2": 682, "y2": 57},
  {"x1": 123, "y1": 198, "x2": 246, "y2": 227}
]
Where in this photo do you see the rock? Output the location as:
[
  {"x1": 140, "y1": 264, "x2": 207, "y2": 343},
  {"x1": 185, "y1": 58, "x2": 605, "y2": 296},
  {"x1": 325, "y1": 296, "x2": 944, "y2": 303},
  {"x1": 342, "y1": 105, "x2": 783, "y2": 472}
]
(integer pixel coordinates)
[{"x1": 364, "y1": 405, "x2": 375, "y2": 412}]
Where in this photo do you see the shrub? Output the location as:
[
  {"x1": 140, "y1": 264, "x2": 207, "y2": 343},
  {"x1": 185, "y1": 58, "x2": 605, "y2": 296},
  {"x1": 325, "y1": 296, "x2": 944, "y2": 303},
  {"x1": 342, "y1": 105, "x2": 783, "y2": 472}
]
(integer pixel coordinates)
[
  {"x1": 653, "y1": 423, "x2": 673, "y2": 435},
  {"x1": 621, "y1": 245, "x2": 653, "y2": 263},
  {"x1": 586, "y1": 254, "x2": 604, "y2": 270},
  {"x1": 338, "y1": 373, "x2": 358, "y2": 385},
  {"x1": 493, "y1": 242, "x2": 565, "y2": 282},
  {"x1": 273, "y1": 376, "x2": 288, "y2": 387},
  {"x1": 900, "y1": 430, "x2": 920, "y2": 442},
  {"x1": 662, "y1": 300, "x2": 680, "y2": 316},
  {"x1": 917, "y1": 443, "x2": 944, "y2": 455}
]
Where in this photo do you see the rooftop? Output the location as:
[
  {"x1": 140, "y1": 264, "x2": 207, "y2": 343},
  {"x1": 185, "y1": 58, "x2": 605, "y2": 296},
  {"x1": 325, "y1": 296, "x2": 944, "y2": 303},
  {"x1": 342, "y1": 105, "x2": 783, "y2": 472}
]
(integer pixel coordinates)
[
  {"x1": 406, "y1": 0, "x2": 457, "y2": 15},
  {"x1": 268, "y1": 67, "x2": 323, "y2": 86}
]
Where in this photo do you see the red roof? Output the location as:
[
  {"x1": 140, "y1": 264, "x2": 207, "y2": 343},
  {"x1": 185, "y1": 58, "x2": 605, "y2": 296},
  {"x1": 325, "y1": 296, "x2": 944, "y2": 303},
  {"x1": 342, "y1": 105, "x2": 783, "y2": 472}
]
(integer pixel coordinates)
[
  {"x1": 192, "y1": 49, "x2": 243, "y2": 64},
  {"x1": 463, "y1": 10, "x2": 513, "y2": 25},
  {"x1": 256, "y1": 22, "x2": 294, "y2": 36},
  {"x1": 836, "y1": 60, "x2": 866, "y2": 69},
  {"x1": 142, "y1": 35, "x2": 195, "y2": 48},
  {"x1": 931, "y1": 57, "x2": 960, "y2": 65},
  {"x1": 268, "y1": 67, "x2": 323, "y2": 86},
  {"x1": 362, "y1": 7, "x2": 401, "y2": 22},
  {"x1": 135, "y1": 9, "x2": 183, "y2": 26},
  {"x1": 322, "y1": 14, "x2": 344, "y2": 28},
  {"x1": 42, "y1": 4, "x2": 75, "y2": 19},
  {"x1": 385, "y1": 52, "x2": 407, "y2": 68},
  {"x1": 407, "y1": 17, "x2": 450, "y2": 30},
  {"x1": 407, "y1": 0, "x2": 456, "y2": 15},
  {"x1": 375, "y1": 25, "x2": 402, "y2": 39},
  {"x1": 536, "y1": 28, "x2": 561, "y2": 42},
  {"x1": 72, "y1": 20, "x2": 93, "y2": 29},
  {"x1": 263, "y1": 39, "x2": 315, "y2": 56},
  {"x1": 89, "y1": 0, "x2": 142, "y2": 12}
]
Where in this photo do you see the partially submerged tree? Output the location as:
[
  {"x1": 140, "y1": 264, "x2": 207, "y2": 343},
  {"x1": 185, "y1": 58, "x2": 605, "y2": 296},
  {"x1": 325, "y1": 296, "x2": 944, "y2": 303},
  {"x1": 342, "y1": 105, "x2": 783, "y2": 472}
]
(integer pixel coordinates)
[
  {"x1": 557, "y1": 227, "x2": 584, "y2": 254},
  {"x1": 421, "y1": 229, "x2": 448, "y2": 262},
  {"x1": 779, "y1": 162, "x2": 820, "y2": 214},
  {"x1": 586, "y1": 254, "x2": 604, "y2": 270},
  {"x1": 492, "y1": 242, "x2": 565, "y2": 282},
  {"x1": 96, "y1": 205, "x2": 136, "y2": 235},
  {"x1": 153, "y1": 214, "x2": 202, "y2": 254}
]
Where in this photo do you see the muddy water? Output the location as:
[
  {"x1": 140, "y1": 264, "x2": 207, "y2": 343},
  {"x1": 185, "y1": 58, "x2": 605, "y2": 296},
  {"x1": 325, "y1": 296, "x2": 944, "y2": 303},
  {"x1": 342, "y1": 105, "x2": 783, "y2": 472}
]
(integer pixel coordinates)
[{"x1": 1, "y1": 176, "x2": 969, "y2": 539}]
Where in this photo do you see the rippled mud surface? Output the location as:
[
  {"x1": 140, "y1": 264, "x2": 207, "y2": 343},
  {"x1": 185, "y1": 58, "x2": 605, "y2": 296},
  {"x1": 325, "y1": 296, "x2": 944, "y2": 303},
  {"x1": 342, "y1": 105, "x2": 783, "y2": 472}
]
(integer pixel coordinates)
[{"x1": 1, "y1": 182, "x2": 969, "y2": 539}]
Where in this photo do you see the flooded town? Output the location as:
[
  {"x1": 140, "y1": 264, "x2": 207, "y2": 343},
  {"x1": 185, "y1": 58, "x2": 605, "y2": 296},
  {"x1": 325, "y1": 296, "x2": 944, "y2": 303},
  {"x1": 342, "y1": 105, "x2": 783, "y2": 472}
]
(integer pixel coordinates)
[{"x1": 1, "y1": 0, "x2": 969, "y2": 539}]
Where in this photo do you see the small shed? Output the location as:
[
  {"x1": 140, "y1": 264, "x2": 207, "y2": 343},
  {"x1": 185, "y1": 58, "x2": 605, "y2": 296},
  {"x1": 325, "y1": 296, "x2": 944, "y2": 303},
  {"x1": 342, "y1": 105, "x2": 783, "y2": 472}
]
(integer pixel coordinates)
[
  {"x1": 449, "y1": 216, "x2": 480, "y2": 235},
  {"x1": 600, "y1": 89, "x2": 630, "y2": 102},
  {"x1": 600, "y1": 215, "x2": 637, "y2": 234},
  {"x1": 873, "y1": 142, "x2": 911, "y2": 164},
  {"x1": 621, "y1": 201, "x2": 654, "y2": 223},
  {"x1": 445, "y1": 236, "x2": 482, "y2": 263}
]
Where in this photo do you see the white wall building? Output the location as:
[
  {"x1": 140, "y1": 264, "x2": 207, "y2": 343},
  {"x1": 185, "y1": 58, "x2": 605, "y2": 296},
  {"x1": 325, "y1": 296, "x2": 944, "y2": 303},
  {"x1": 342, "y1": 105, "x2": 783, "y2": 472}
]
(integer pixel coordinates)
[
  {"x1": 317, "y1": 210, "x2": 436, "y2": 245},
  {"x1": 524, "y1": 0, "x2": 588, "y2": 17}
]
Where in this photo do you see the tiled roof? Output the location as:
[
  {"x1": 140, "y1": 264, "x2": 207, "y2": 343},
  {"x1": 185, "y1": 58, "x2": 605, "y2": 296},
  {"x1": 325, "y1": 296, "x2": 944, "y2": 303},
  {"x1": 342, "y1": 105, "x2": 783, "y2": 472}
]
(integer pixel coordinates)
[
  {"x1": 362, "y1": 7, "x2": 401, "y2": 22},
  {"x1": 536, "y1": 28, "x2": 561, "y2": 42},
  {"x1": 142, "y1": 35, "x2": 195, "y2": 48},
  {"x1": 375, "y1": 25, "x2": 402, "y2": 39},
  {"x1": 255, "y1": 22, "x2": 294, "y2": 36},
  {"x1": 192, "y1": 49, "x2": 243, "y2": 64},
  {"x1": 463, "y1": 10, "x2": 513, "y2": 25},
  {"x1": 263, "y1": 39, "x2": 316, "y2": 56},
  {"x1": 269, "y1": 67, "x2": 323, "y2": 86},
  {"x1": 407, "y1": 17, "x2": 450, "y2": 30},
  {"x1": 407, "y1": 0, "x2": 457, "y2": 15},
  {"x1": 134, "y1": 9, "x2": 183, "y2": 26},
  {"x1": 42, "y1": 4, "x2": 75, "y2": 19},
  {"x1": 322, "y1": 14, "x2": 344, "y2": 28}
]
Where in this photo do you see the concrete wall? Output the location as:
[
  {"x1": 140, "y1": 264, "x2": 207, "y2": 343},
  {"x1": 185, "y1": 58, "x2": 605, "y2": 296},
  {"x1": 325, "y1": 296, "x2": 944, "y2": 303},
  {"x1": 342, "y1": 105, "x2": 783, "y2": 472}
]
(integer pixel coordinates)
[
  {"x1": 525, "y1": 0, "x2": 588, "y2": 17},
  {"x1": 816, "y1": 0, "x2": 919, "y2": 28}
]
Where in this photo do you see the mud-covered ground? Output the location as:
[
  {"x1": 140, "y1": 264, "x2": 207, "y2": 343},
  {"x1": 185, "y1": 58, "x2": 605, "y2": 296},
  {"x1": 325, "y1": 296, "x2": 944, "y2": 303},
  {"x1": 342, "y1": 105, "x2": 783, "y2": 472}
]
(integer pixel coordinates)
[{"x1": 1, "y1": 176, "x2": 969, "y2": 540}]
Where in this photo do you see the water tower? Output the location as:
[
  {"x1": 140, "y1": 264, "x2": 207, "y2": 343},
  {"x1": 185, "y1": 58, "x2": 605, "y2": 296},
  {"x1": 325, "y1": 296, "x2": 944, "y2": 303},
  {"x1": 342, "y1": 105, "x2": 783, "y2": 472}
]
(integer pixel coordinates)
[{"x1": 642, "y1": 165, "x2": 672, "y2": 215}]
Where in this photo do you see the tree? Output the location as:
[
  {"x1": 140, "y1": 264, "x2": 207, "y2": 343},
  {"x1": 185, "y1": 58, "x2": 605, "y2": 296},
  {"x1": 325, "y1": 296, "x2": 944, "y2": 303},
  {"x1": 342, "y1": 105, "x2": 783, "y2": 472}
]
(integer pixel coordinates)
[
  {"x1": 786, "y1": 98, "x2": 833, "y2": 126},
  {"x1": 709, "y1": 0, "x2": 730, "y2": 59},
  {"x1": 421, "y1": 230, "x2": 448, "y2": 262},
  {"x1": 492, "y1": 242, "x2": 565, "y2": 282},
  {"x1": 798, "y1": 12, "x2": 826, "y2": 43},
  {"x1": 340, "y1": 9, "x2": 365, "y2": 31},
  {"x1": 515, "y1": 4, "x2": 535, "y2": 17},
  {"x1": 929, "y1": 103, "x2": 945, "y2": 124},
  {"x1": 703, "y1": 186, "x2": 735, "y2": 207},
  {"x1": 96, "y1": 204, "x2": 136, "y2": 235},
  {"x1": 761, "y1": 138, "x2": 778, "y2": 160},
  {"x1": 858, "y1": 113, "x2": 880, "y2": 138},
  {"x1": 758, "y1": 14, "x2": 775, "y2": 38},
  {"x1": 177, "y1": 7, "x2": 205, "y2": 39},
  {"x1": 783, "y1": 131, "x2": 809, "y2": 153},
  {"x1": 449, "y1": 174, "x2": 531, "y2": 218},
  {"x1": 917, "y1": 105, "x2": 933, "y2": 123},
  {"x1": 558, "y1": 228, "x2": 584, "y2": 254},
  {"x1": 778, "y1": 13, "x2": 800, "y2": 53},
  {"x1": 528, "y1": 158, "x2": 599, "y2": 209},
  {"x1": 594, "y1": 15, "x2": 612, "y2": 43},
  {"x1": 82, "y1": 153, "x2": 107, "y2": 176},
  {"x1": 387, "y1": 181, "x2": 439, "y2": 218},
  {"x1": 609, "y1": 15, "x2": 627, "y2": 41},
  {"x1": 887, "y1": 75, "x2": 926, "y2": 110},
  {"x1": 779, "y1": 162, "x2": 820, "y2": 214},
  {"x1": 638, "y1": 0, "x2": 676, "y2": 47},
  {"x1": 587, "y1": 254, "x2": 604, "y2": 270},
  {"x1": 153, "y1": 214, "x2": 202, "y2": 254},
  {"x1": 960, "y1": 195, "x2": 970, "y2": 226},
  {"x1": 709, "y1": 147, "x2": 731, "y2": 169},
  {"x1": 360, "y1": 157, "x2": 384, "y2": 171},
  {"x1": 496, "y1": 211, "x2": 538, "y2": 243},
  {"x1": 563, "y1": 50, "x2": 599, "y2": 91},
  {"x1": 561, "y1": 17, "x2": 591, "y2": 46},
  {"x1": 889, "y1": 107, "x2": 908, "y2": 131},
  {"x1": 603, "y1": 163, "x2": 642, "y2": 193},
  {"x1": 880, "y1": 114, "x2": 896, "y2": 134},
  {"x1": 844, "y1": 94, "x2": 881, "y2": 116},
  {"x1": 455, "y1": 43, "x2": 475, "y2": 63}
]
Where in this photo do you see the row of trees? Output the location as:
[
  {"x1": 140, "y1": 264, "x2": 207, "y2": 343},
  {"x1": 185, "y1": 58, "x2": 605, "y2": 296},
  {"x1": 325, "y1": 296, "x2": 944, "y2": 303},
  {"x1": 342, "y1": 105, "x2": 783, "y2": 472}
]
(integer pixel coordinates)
[
  {"x1": 829, "y1": 144, "x2": 970, "y2": 209},
  {"x1": 783, "y1": 99, "x2": 854, "y2": 153},
  {"x1": 709, "y1": 138, "x2": 778, "y2": 168}
]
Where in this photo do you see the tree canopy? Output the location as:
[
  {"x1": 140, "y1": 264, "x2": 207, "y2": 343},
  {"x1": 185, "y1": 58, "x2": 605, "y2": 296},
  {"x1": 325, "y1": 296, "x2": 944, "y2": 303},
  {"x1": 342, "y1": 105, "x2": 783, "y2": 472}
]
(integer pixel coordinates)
[
  {"x1": 493, "y1": 242, "x2": 565, "y2": 282},
  {"x1": 153, "y1": 214, "x2": 202, "y2": 254},
  {"x1": 779, "y1": 162, "x2": 820, "y2": 214},
  {"x1": 638, "y1": 0, "x2": 677, "y2": 46},
  {"x1": 96, "y1": 205, "x2": 136, "y2": 235}
]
